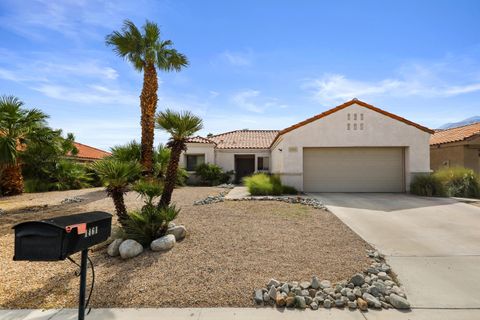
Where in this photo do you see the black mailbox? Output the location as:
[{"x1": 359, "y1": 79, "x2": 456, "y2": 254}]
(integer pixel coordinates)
[{"x1": 13, "y1": 211, "x2": 112, "y2": 261}]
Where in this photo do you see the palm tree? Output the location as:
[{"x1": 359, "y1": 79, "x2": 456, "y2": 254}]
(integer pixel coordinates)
[
  {"x1": 106, "y1": 20, "x2": 189, "y2": 176},
  {"x1": 90, "y1": 159, "x2": 142, "y2": 227},
  {"x1": 0, "y1": 96, "x2": 48, "y2": 195},
  {"x1": 155, "y1": 109, "x2": 202, "y2": 207}
]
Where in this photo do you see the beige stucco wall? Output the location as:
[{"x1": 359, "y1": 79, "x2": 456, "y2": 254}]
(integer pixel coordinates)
[
  {"x1": 216, "y1": 149, "x2": 271, "y2": 172},
  {"x1": 430, "y1": 136, "x2": 480, "y2": 174},
  {"x1": 271, "y1": 103, "x2": 431, "y2": 191},
  {"x1": 180, "y1": 143, "x2": 216, "y2": 170}
]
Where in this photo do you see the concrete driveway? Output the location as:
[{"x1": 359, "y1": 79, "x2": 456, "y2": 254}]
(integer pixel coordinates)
[{"x1": 309, "y1": 193, "x2": 480, "y2": 312}]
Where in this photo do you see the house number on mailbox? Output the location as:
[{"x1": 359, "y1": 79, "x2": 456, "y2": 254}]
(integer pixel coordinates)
[{"x1": 85, "y1": 226, "x2": 98, "y2": 237}]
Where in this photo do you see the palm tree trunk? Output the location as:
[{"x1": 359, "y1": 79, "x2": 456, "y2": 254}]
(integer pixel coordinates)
[
  {"x1": 140, "y1": 62, "x2": 158, "y2": 176},
  {"x1": 158, "y1": 141, "x2": 183, "y2": 207},
  {"x1": 0, "y1": 164, "x2": 23, "y2": 196},
  {"x1": 111, "y1": 190, "x2": 129, "y2": 227}
]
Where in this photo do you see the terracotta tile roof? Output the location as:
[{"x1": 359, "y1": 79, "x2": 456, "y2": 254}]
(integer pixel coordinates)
[
  {"x1": 270, "y1": 99, "x2": 434, "y2": 147},
  {"x1": 209, "y1": 130, "x2": 280, "y2": 149},
  {"x1": 430, "y1": 122, "x2": 480, "y2": 145},
  {"x1": 186, "y1": 136, "x2": 216, "y2": 144},
  {"x1": 69, "y1": 142, "x2": 111, "y2": 160}
]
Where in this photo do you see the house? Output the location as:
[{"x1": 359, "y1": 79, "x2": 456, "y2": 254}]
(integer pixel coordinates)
[
  {"x1": 182, "y1": 99, "x2": 433, "y2": 192},
  {"x1": 66, "y1": 142, "x2": 111, "y2": 163},
  {"x1": 430, "y1": 122, "x2": 480, "y2": 174}
]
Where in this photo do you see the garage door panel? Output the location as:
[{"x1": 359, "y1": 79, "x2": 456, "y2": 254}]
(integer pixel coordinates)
[{"x1": 303, "y1": 147, "x2": 404, "y2": 192}]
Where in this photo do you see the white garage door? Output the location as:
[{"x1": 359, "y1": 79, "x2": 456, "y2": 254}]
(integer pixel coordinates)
[{"x1": 303, "y1": 147, "x2": 404, "y2": 192}]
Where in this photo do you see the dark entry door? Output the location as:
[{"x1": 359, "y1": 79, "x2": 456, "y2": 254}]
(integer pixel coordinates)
[{"x1": 235, "y1": 155, "x2": 255, "y2": 183}]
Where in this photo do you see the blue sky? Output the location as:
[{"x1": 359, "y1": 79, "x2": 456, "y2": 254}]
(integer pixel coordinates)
[{"x1": 1, "y1": 0, "x2": 479, "y2": 150}]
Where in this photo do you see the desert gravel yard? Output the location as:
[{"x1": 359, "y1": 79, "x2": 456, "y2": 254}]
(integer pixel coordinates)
[{"x1": 0, "y1": 187, "x2": 372, "y2": 308}]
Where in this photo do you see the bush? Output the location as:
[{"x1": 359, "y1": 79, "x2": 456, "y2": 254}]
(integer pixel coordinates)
[
  {"x1": 433, "y1": 167, "x2": 480, "y2": 198},
  {"x1": 133, "y1": 179, "x2": 163, "y2": 205},
  {"x1": 24, "y1": 179, "x2": 51, "y2": 193},
  {"x1": 176, "y1": 168, "x2": 189, "y2": 186},
  {"x1": 195, "y1": 163, "x2": 232, "y2": 186},
  {"x1": 244, "y1": 173, "x2": 297, "y2": 196},
  {"x1": 410, "y1": 174, "x2": 445, "y2": 197},
  {"x1": 50, "y1": 160, "x2": 92, "y2": 190},
  {"x1": 124, "y1": 204, "x2": 180, "y2": 246}
]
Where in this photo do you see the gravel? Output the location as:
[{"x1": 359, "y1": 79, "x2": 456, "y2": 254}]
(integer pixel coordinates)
[{"x1": 0, "y1": 186, "x2": 371, "y2": 308}]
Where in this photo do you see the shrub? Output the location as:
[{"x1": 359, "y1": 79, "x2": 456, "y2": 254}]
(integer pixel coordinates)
[
  {"x1": 176, "y1": 168, "x2": 189, "y2": 186},
  {"x1": 410, "y1": 174, "x2": 445, "y2": 197},
  {"x1": 244, "y1": 173, "x2": 297, "y2": 196},
  {"x1": 24, "y1": 179, "x2": 51, "y2": 193},
  {"x1": 124, "y1": 204, "x2": 180, "y2": 246},
  {"x1": 50, "y1": 160, "x2": 92, "y2": 190},
  {"x1": 133, "y1": 179, "x2": 163, "y2": 205},
  {"x1": 195, "y1": 163, "x2": 232, "y2": 186},
  {"x1": 433, "y1": 167, "x2": 480, "y2": 198}
]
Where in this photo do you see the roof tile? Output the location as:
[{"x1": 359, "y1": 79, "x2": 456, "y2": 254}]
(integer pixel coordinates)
[
  {"x1": 430, "y1": 122, "x2": 480, "y2": 145},
  {"x1": 70, "y1": 142, "x2": 111, "y2": 160},
  {"x1": 208, "y1": 130, "x2": 279, "y2": 149}
]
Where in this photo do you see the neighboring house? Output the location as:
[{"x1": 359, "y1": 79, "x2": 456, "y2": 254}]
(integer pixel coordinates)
[
  {"x1": 182, "y1": 99, "x2": 433, "y2": 192},
  {"x1": 430, "y1": 122, "x2": 480, "y2": 174},
  {"x1": 66, "y1": 142, "x2": 111, "y2": 163}
]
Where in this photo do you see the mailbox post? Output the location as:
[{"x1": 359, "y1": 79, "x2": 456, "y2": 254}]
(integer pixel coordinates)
[{"x1": 13, "y1": 211, "x2": 112, "y2": 320}]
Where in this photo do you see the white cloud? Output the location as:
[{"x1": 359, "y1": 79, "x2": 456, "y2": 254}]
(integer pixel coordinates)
[
  {"x1": 33, "y1": 84, "x2": 138, "y2": 105},
  {"x1": 231, "y1": 89, "x2": 288, "y2": 113},
  {"x1": 221, "y1": 50, "x2": 253, "y2": 66},
  {"x1": 304, "y1": 61, "x2": 480, "y2": 103}
]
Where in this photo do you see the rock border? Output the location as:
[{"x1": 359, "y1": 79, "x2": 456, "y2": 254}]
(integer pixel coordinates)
[{"x1": 253, "y1": 249, "x2": 410, "y2": 311}]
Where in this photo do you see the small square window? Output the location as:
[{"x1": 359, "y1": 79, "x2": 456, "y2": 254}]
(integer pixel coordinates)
[
  {"x1": 185, "y1": 154, "x2": 205, "y2": 171},
  {"x1": 257, "y1": 157, "x2": 269, "y2": 171}
]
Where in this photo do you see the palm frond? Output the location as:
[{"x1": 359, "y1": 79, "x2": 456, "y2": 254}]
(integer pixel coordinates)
[{"x1": 155, "y1": 109, "x2": 203, "y2": 140}]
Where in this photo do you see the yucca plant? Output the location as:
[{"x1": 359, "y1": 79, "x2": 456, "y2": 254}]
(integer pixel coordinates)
[
  {"x1": 90, "y1": 159, "x2": 142, "y2": 226},
  {"x1": 106, "y1": 20, "x2": 188, "y2": 176}
]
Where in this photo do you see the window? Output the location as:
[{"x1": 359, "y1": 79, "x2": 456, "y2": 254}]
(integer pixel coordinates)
[
  {"x1": 185, "y1": 154, "x2": 205, "y2": 171},
  {"x1": 347, "y1": 123, "x2": 351, "y2": 130},
  {"x1": 257, "y1": 157, "x2": 269, "y2": 171},
  {"x1": 360, "y1": 113, "x2": 364, "y2": 120},
  {"x1": 353, "y1": 113, "x2": 357, "y2": 120},
  {"x1": 347, "y1": 113, "x2": 351, "y2": 120}
]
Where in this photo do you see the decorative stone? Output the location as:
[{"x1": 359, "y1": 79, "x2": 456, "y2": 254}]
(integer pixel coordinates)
[
  {"x1": 323, "y1": 299, "x2": 332, "y2": 308},
  {"x1": 281, "y1": 282, "x2": 290, "y2": 293},
  {"x1": 310, "y1": 301, "x2": 318, "y2": 310},
  {"x1": 107, "y1": 238, "x2": 123, "y2": 257},
  {"x1": 381, "y1": 301, "x2": 391, "y2": 309},
  {"x1": 300, "y1": 281, "x2": 311, "y2": 289},
  {"x1": 254, "y1": 289, "x2": 263, "y2": 304},
  {"x1": 300, "y1": 289, "x2": 309, "y2": 297},
  {"x1": 377, "y1": 272, "x2": 391, "y2": 281},
  {"x1": 295, "y1": 296, "x2": 307, "y2": 309},
  {"x1": 357, "y1": 298, "x2": 368, "y2": 311},
  {"x1": 320, "y1": 280, "x2": 331, "y2": 289},
  {"x1": 275, "y1": 293, "x2": 286, "y2": 307},
  {"x1": 166, "y1": 225, "x2": 187, "y2": 241},
  {"x1": 350, "y1": 273, "x2": 365, "y2": 286},
  {"x1": 335, "y1": 299, "x2": 345, "y2": 308},
  {"x1": 168, "y1": 222, "x2": 176, "y2": 229},
  {"x1": 389, "y1": 294, "x2": 411, "y2": 309},
  {"x1": 263, "y1": 292, "x2": 270, "y2": 302},
  {"x1": 150, "y1": 234, "x2": 176, "y2": 251},
  {"x1": 119, "y1": 239, "x2": 143, "y2": 259},
  {"x1": 363, "y1": 293, "x2": 381, "y2": 309},
  {"x1": 348, "y1": 301, "x2": 357, "y2": 309},
  {"x1": 269, "y1": 286, "x2": 277, "y2": 300},
  {"x1": 286, "y1": 296, "x2": 296, "y2": 308},
  {"x1": 305, "y1": 296, "x2": 313, "y2": 305},
  {"x1": 311, "y1": 276, "x2": 320, "y2": 289},
  {"x1": 267, "y1": 279, "x2": 280, "y2": 288}
]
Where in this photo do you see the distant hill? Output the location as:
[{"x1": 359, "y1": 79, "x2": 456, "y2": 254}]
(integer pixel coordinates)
[{"x1": 439, "y1": 116, "x2": 480, "y2": 129}]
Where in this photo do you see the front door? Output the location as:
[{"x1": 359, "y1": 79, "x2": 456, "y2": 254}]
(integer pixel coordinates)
[{"x1": 235, "y1": 155, "x2": 255, "y2": 183}]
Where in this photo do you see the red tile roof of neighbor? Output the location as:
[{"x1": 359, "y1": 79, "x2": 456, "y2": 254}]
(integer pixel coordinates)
[
  {"x1": 187, "y1": 99, "x2": 433, "y2": 150},
  {"x1": 430, "y1": 122, "x2": 480, "y2": 146},
  {"x1": 70, "y1": 142, "x2": 111, "y2": 160},
  {"x1": 186, "y1": 136, "x2": 216, "y2": 144}
]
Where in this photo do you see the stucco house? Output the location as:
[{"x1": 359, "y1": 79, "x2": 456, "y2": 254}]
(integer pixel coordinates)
[
  {"x1": 430, "y1": 122, "x2": 480, "y2": 174},
  {"x1": 181, "y1": 99, "x2": 433, "y2": 192}
]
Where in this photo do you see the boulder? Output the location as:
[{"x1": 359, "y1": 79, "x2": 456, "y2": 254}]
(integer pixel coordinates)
[
  {"x1": 389, "y1": 294, "x2": 411, "y2": 309},
  {"x1": 151, "y1": 234, "x2": 176, "y2": 251},
  {"x1": 363, "y1": 293, "x2": 381, "y2": 309},
  {"x1": 119, "y1": 239, "x2": 143, "y2": 259},
  {"x1": 295, "y1": 296, "x2": 307, "y2": 309},
  {"x1": 107, "y1": 239, "x2": 123, "y2": 257},
  {"x1": 166, "y1": 225, "x2": 187, "y2": 241}
]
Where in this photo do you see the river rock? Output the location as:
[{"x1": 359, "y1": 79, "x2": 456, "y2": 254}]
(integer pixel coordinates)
[
  {"x1": 150, "y1": 234, "x2": 176, "y2": 251},
  {"x1": 166, "y1": 225, "x2": 187, "y2": 241},
  {"x1": 389, "y1": 294, "x2": 411, "y2": 309},
  {"x1": 107, "y1": 238, "x2": 123, "y2": 256},
  {"x1": 119, "y1": 239, "x2": 143, "y2": 259}
]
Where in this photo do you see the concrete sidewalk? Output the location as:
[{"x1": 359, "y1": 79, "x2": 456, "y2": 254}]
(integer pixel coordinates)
[{"x1": 2, "y1": 308, "x2": 479, "y2": 320}]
